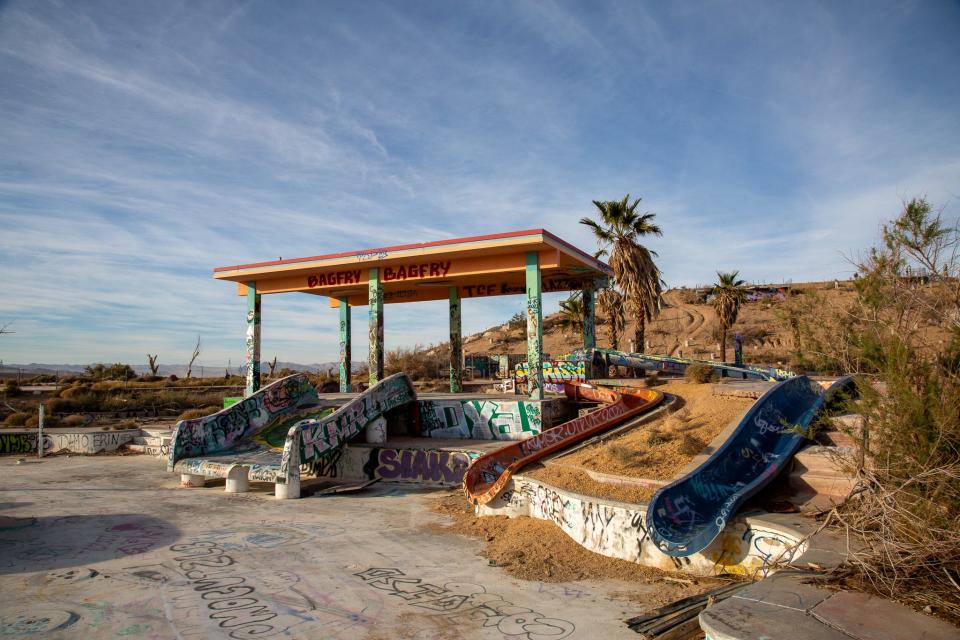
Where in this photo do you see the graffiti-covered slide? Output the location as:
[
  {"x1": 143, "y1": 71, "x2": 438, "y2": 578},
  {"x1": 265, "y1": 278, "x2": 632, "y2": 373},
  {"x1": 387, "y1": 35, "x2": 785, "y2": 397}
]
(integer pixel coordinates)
[
  {"x1": 647, "y1": 375, "x2": 855, "y2": 557},
  {"x1": 581, "y1": 348, "x2": 794, "y2": 382},
  {"x1": 169, "y1": 373, "x2": 416, "y2": 499},
  {"x1": 463, "y1": 382, "x2": 663, "y2": 505}
]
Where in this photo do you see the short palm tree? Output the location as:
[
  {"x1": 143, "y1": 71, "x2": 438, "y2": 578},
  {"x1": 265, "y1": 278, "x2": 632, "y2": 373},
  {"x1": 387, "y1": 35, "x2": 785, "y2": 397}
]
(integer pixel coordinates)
[
  {"x1": 558, "y1": 292, "x2": 584, "y2": 336},
  {"x1": 710, "y1": 271, "x2": 747, "y2": 362},
  {"x1": 580, "y1": 195, "x2": 663, "y2": 354},
  {"x1": 597, "y1": 286, "x2": 625, "y2": 350}
]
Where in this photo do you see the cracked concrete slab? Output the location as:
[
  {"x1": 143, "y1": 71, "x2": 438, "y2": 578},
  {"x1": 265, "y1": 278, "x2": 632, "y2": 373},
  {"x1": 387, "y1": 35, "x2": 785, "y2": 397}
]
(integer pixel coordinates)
[{"x1": 0, "y1": 455, "x2": 653, "y2": 639}]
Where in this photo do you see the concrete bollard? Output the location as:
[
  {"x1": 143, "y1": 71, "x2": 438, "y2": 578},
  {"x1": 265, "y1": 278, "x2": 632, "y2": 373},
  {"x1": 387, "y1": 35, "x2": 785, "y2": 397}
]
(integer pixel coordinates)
[
  {"x1": 225, "y1": 466, "x2": 250, "y2": 493},
  {"x1": 275, "y1": 478, "x2": 300, "y2": 500},
  {"x1": 180, "y1": 474, "x2": 205, "y2": 487},
  {"x1": 365, "y1": 416, "x2": 388, "y2": 443}
]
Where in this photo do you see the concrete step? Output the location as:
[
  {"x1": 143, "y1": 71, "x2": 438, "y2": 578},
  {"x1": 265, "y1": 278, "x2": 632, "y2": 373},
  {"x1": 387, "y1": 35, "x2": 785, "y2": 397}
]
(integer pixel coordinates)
[
  {"x1": 126, "y1": 443, "x2": 169, "y2": 457},
  {"x1": 789, "y1": 446, "x2": 856, "y2": 499},
  {"x1": 139, "y1": 426, "x2": 174, "y2": 438},
  {"x1": 131, "y1": 436, "x2": 164, "y2": 446}
]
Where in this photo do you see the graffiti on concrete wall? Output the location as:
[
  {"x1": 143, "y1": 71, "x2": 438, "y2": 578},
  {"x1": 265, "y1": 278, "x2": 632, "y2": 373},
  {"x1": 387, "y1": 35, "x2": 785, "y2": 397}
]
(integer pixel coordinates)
[
  {"x1": 419, "y1": 399, "x2": 543, "y2": 440},
  {"x1": 483, "y1": 478, "x2": 806, "y2": 577},
  {"x1": 355, "y1": 567, "x2": 575, "y2": 640},
  {"x1": 515, "y1": 361, "x2": 585, "y2": 394},
  {"x1": 311, "y1": 445, "x2": 477, "y2": 486},
  {"x1": 169, "y1": 374, "x2": 317, "y2": 471},
  {"x1": 0, "y1": 430, "x2": 137, "y2": 455}
]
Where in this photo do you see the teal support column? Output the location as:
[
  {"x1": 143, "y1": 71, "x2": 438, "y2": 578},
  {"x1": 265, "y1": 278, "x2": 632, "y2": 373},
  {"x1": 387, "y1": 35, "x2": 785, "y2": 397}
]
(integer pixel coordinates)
[
  {"x1": 245, "y1": 282, "x2": 261, "y2": 397},
  {"x1": 368, "y1": 268, "x2": 384, "y2": 385},
  {"x1": 525, "y1": 252, "x2": 544, "y2": 400},
  {"x1": 582, "y1": 282, "x2": 596, "y2": 350},
  {"x1": 449, "y1": 286, "x2": 463, "y2": 393},
  {"x1": 338, "y1": 297, "x2": 351, "y2": 393}
]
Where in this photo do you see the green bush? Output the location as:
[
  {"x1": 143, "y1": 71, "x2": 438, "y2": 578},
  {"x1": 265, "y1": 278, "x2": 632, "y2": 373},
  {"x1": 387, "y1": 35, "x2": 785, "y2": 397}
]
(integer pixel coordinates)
[
  {"x1": 684, "y1": 364, "x2": 716, "y2": 384},
  {"x1": 3, "y1": 412, "x2": 29, "y2": 426}
]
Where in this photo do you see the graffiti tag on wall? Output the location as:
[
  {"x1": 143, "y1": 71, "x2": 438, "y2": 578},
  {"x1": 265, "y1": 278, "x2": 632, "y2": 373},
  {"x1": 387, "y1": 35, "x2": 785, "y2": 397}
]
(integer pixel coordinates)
[{"x1": 419, "y1": 399, "x2": 543, "y2": 440}]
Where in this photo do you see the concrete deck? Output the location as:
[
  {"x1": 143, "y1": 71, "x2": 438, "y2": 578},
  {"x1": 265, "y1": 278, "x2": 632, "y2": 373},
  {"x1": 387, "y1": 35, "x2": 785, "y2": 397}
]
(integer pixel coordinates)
[{"x1": 0, "y1": 456, "x2": 655, "y2": 639}]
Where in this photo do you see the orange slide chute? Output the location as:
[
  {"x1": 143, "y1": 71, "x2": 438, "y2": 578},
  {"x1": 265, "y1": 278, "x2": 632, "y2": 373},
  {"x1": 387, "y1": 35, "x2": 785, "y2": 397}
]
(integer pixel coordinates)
[{"x1": 463, "y1": 382, "x2": 664, "y2": 505}]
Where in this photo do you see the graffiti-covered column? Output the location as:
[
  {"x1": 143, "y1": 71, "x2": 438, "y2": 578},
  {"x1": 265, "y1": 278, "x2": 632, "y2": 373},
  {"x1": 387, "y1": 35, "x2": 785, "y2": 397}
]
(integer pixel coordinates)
[
  {"x1": 245, "y1": 281, "x2": 261, "y2": 397},
  {"x1": 525, "y1": 251, "x2": 544, "y2": 400},
  {"x1": 449, "y1": 286, "x2": 463, "y2": 393},
  {"x1": 582, "y1": 281, "x2": 596, "y2": 350},
  {"x1": 338, "y1": 296, "x2": 352, "y2": 392},
  {"x1": 368, "y1": 268, "x2": 384, "y2": 385}
]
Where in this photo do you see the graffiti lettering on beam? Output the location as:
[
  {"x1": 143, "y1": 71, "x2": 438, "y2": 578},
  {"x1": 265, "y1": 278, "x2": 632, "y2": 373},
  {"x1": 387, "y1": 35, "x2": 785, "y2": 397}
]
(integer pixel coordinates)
[
  {"x1": 355, "y1": 567, "x2": 575, "y2": 640},
  {"x1": 368, "y1": 448, "x2": 474, "y2": 484},
  {"x1": 307, "y1": 270, "x2": 363, "y2": 287}
]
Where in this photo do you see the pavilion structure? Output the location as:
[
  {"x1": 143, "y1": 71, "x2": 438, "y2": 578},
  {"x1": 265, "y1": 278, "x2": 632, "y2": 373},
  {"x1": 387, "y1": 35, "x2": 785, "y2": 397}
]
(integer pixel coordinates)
[{"x1": 212, "y1": 229, "x2": 612, "y2": 399}]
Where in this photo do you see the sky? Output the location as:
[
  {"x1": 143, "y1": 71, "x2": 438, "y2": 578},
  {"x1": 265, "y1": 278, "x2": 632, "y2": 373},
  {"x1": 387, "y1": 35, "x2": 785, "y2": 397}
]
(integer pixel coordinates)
[{"x1": 1, "y1": 1, "x2": 958, "y2": 367}]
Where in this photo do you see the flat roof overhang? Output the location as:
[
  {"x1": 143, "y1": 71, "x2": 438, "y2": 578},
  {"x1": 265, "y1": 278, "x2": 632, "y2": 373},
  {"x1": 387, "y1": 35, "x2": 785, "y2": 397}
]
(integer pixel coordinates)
[{"x1": 213, "y1": 228, "x2": 612, "y2": 307}]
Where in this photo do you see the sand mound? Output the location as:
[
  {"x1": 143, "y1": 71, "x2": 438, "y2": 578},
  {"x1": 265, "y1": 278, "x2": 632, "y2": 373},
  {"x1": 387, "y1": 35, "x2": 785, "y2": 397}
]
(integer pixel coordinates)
[{"x1": 526, "y1": 381, "x2": 754, "y2": 502}]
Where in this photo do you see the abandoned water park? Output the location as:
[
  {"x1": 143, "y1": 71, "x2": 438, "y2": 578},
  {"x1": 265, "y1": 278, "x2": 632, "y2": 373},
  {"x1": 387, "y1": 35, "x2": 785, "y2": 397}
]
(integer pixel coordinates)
[
  {"x1": 4, "y1": 221, "x2": 959, "y2": 640},
  {"x1": 4, "y1": 4, "x2": 960, "y2": 639}
]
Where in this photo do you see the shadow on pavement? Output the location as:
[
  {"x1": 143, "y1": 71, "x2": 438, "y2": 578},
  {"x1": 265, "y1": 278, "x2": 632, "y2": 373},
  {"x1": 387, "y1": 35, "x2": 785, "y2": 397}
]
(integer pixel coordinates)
[{"x1": 0, "y1": 513, "x2": 179, "y2": 575}]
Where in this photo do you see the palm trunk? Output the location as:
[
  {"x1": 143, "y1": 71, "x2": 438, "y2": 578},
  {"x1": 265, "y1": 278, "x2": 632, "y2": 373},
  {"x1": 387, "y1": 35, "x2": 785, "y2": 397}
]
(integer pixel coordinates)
[
  {"x1": 720, "y1": 326, "x2": 727, "y2": 363},
  {"x1": 634, "y1": 317, "x2": 645, "y2": 355},
  {"x1": 609, "y1": 310, "x2": 620, "y2": 350}
]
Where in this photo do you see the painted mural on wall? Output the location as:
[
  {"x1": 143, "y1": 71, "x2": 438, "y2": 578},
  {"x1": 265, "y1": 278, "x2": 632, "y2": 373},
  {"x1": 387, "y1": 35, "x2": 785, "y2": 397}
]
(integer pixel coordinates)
[
  {"x1": 418, "y1": 399, "x2": 544, "y2": 440},
  {"x1": 514, "y1": 361, "x2": 586, "y2": 394},
  {"x1": 481, "y1": 477, "x2": 806, "y2": 577}
]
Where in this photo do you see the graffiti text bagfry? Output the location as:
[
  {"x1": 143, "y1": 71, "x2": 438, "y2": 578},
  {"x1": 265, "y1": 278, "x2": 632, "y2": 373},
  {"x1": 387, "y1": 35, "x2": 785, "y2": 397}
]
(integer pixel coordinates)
[
  {"x1": 382, "y1": 261, "x2": 451, "y2": 281},
  {"x1": 307, "y1": 270, "x2": 363, "y2": 288}
]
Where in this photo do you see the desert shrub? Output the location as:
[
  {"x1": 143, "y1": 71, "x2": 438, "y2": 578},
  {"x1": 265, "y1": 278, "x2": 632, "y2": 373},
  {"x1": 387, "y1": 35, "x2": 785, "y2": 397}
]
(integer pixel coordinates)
[
  {"x1": 684, "y1": 364, "x2": 716, "y2": 384},
  {"x1": 793, "y1": 199, "x2": 960, "y2": 623},
  {"x1": 385, "y1": 344, "x2": 447, "y2": 381},
  {"x1": 84, "y1": 362, "x2": 135, "y2": 380},
  {"x1": 139, "y1": 375, "x2": 164, "y2": 383},
  {"x1": 168, "y1": 374, "x2": 179, "y2": 382},
  {"x1": 643, "y1": 372, "x2": 663, "y2": 387},
  {"x1": 176, "y1": 406, "x2": 220, "y2": 421},
  {"x1": 62, "y1": 414, "x2": 86, "y2": 427},
  {"x1": 113, "y1": 419, "x2": 138, "y2": 430},
  {"x1": 3, "y1": 381, "x2": 22, "y2": 396},
  {"x1": 3, "y1": 413, "x2": 29, "y2": 426},
  {"x1": 90, "y1": 381, "x2": 125, "y2": 393},
  {"x1": 507, "y1": 312, "x2": 526, "y2": 330},
  {"x1": 645, "y1": 428, "x2": 670, "y2": 446},
  {"x1": 679, "y1": 433, "x2": 707, "y2": 456},
  {"x1": 25, "y1": 414, "x2": 59, "y2": 428},
  {"x1": 46, "y1": 398, "x2": 78, "y2": 414},
  {"x1": 58, "y1": 384, "x2": 91, "y2": 398}
]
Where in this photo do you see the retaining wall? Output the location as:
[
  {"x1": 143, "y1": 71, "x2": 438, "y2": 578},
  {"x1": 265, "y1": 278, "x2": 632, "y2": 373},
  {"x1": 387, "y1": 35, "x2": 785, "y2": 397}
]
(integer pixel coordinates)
[
  {"x1": 0, "y1": 429, "x2": 139, "y2": 455},
  {"x1": 480, "y1": 475, "x2": 807, "y2": 577}
]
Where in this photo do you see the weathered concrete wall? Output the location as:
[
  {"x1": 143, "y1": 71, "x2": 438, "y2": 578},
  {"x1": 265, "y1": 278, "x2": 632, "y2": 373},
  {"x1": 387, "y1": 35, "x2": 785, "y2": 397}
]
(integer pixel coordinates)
[
  {"x1": 305, "y1": 443, "x2": 480, "y2": 487},
  {"x1": 479, "y1": 476, "x2": 807, "y2": 577},
  {"x1": 0, "y1": 429, "x2": 139, "y2": 455}
]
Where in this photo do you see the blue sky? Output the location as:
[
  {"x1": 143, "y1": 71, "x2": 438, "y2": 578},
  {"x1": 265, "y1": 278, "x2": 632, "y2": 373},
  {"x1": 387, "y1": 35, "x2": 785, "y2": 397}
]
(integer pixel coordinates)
[{"x1": 1, "y1": 1, "x2": 958, "y2": 366}]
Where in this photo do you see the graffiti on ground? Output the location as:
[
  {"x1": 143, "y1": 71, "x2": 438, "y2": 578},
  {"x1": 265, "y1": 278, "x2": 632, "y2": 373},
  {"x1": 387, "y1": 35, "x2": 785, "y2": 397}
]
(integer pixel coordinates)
[
  {"x1": 355, "y1": 567, "x2": 575, "y2": 640},
  {"x1": 419, "y1": 399, "x2": 543, "y2": 440}
]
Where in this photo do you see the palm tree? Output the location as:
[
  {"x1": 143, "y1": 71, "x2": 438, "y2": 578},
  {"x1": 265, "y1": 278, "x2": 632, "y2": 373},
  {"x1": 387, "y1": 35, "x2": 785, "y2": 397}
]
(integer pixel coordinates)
[
  {"x1": 580, "y1": 195, "x2": 663, "y2": 354},
  {"x1": 597, "y1": 287, "x2": 625, "y2": 350},
  {"x1": 710, "y1": 271, "x2": 747, "y2": 363},
  {"x1": 558, "y1": 292, "x2": 584, "y2": 336}
]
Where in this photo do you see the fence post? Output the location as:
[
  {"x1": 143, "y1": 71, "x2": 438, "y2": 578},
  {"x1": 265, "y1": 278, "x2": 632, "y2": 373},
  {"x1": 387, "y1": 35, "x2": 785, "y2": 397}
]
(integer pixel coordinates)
[{"x1": 38, "y1": 403, "x2": 45, "y2": 459}]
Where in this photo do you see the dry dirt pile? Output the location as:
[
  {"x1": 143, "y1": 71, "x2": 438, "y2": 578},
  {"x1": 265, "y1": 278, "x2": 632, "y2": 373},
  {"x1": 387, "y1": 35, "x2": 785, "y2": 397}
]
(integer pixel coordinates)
[
  {"x1": 430, "y1": 492, "x2": 734, "y2": 607},
  {"x1": 526, "y1": 381, "x2": 754, "y2": 503}
]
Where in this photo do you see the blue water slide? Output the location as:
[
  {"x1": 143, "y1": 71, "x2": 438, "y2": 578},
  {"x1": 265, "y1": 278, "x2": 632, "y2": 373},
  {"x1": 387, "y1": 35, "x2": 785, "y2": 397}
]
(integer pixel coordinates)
[{"x1": 646, "y1": 375, "x2": 855, "y2": 557}]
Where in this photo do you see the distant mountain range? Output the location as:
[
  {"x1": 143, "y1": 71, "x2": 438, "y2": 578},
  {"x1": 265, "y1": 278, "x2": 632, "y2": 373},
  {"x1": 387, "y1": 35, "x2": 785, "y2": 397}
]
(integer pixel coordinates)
[{"x1": 0, "y1": 361, "x2": 363, "y2": 378}]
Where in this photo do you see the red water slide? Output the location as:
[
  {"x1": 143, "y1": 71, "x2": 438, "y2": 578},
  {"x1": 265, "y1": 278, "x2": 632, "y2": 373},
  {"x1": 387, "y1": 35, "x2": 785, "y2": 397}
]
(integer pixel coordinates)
[{"x1": 463, "y1": 382, "x2": 664, "y2": 505}]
